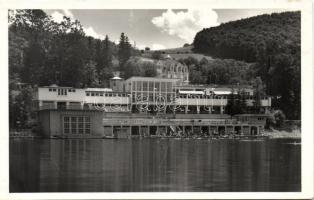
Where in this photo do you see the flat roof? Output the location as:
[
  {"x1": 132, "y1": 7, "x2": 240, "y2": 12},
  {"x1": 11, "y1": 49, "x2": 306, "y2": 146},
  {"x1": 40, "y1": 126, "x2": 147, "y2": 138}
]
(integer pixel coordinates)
[
  {"x1": 179, "y1": 90, "x2": 205, "y2": 95},
  {"x1": 85, "y1": 88, "x2": 113, "y2": 92},
  {"x1": 125, "y1": 76, "x2": 181, "y2": 82},
  {"x1": 40, "y1": 86, "x2": 73, "y2": 89}
]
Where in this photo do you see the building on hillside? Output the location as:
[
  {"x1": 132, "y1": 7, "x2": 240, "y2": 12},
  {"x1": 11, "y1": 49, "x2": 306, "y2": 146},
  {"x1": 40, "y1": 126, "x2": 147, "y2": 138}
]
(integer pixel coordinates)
[
  {"x1": 33, "y1": 61, "x2": 272, "y2": 138},
  {"x1": 155, "y1": 55, "x2": 189, "y2": 85}
]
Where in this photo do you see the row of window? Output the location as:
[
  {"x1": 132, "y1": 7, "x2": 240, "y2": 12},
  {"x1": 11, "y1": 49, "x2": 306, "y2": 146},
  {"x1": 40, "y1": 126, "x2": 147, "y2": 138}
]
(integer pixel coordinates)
[
  {"x1": 63, "y1": 116, "x2": 91, "y2": 135},
  {"x1": 48, "y1": 88, "x2": 76, "y2": 92},
  {"x1": 176, "y1": 95, "x2": 269, "y2": 100},
  {"x1": 132, "y1": 81, "x2": 173, "y2": 92},
  {"x1": 86, "y1": 92, "x2": 128, "y2": 97},
  {"x1": 241, "y1": 117, "x2": 265, "y2": 121}
]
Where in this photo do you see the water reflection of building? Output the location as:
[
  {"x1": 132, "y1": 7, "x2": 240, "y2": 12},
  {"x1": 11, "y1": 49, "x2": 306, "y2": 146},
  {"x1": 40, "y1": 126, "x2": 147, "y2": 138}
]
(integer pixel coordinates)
[{"x1": 32, "y1": 57, "x2": 272, "y2": 138}]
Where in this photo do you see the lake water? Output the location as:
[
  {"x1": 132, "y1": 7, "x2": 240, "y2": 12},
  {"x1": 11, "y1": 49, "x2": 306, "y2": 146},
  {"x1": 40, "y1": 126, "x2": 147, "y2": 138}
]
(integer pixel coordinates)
[{"x1": 10, "y1": 138, "x2": 301, "y2": 192}]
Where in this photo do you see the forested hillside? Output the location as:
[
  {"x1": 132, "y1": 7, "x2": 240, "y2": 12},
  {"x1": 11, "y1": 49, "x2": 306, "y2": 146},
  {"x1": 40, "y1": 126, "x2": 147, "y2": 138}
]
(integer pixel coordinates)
[
  {"x1": 9, "y1": 10, "x2": 137, "y2": 88},
  {"x1": 9, "y1": 10, "x2": 138, "y2": 129},
  {"x1": 193, "y1": 11, "x2": 301, "y2": 119}
]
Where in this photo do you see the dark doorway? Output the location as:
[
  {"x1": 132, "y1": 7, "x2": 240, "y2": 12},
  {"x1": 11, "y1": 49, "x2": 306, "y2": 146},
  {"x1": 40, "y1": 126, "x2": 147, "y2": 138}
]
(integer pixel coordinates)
[
  {"x1": 201, "y1": 126, "x2": 209, "y2": 136},
  {"x1": 150, "y1": 126, "x2": 157, "y2": 135},
  {"x1": 131, "y1": 126, "x2": 139, "y2": 135},
  {"x1": 218, "y1": 126, "x2": 225, "y2": 135},
  {"x1": 235, "y1": 126, "x2": 242, "y2": 135},
  {"x1": 250, "y1": 126, "x2": 258, "y2": 135},
  {"x1": 57, "y1": 102, "x2": 66, "y2": 110}
]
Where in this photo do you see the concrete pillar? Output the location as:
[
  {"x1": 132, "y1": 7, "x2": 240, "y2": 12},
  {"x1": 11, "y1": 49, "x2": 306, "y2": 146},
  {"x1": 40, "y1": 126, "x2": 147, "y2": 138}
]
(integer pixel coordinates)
[
  {"x1": 39, "y1": 100, "x2": 43, "y2": 109},
  {"x1": 148, "y1": 126, "x2": 150, "y2": 136},
  {"x1": 111, "y1": 126, "x2": 114, "y2": 137},
  {"x1": 80, "y1": 102, "x2": 84, "y2": 110},
  {"x1": 220, "y1": 106, "x2": 224, "y2": 114},
  {"x1": 197, "y1": 105, "x2": 200, "y2": 114},
  {"x1": 53, "y1": 101, "x2": 57, "y2": 109},
  {"x1": 156, "y1": 126, "x2": 160, "y2": 136},
  {"x1": 257, "y1": 126, "x2": 260, "y2": 135},
  {"x1": 139, "y1": 126, "x2": 142, "y2": 137},
  {"x1": 185, "y1": 105, "x2": 188, "y2": 114},
  {"x1": 182, "y1": 126, "x2": 185, "y2": 136},
  {"x1": 208, "y1": 106, "x2": 212, "y2": 114},
  {"x1": 129, "y1": 126, "x2": 132, "y2": 137},
  {"x1": 66, "y1": 101, "x2": 69, "y2": 109}
]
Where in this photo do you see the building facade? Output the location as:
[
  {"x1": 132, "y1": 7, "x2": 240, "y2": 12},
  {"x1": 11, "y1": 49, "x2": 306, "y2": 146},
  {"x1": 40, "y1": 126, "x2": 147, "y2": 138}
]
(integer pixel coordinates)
[{"x1": 33, "y1": 60, "x2": 272, "y2": 138}]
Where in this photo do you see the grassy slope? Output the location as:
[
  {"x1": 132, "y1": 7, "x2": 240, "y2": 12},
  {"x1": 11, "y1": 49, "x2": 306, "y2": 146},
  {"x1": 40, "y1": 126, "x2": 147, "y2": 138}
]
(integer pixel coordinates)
[{"x1": 144, "y1": 45, "x2": 214, "y2": 61}]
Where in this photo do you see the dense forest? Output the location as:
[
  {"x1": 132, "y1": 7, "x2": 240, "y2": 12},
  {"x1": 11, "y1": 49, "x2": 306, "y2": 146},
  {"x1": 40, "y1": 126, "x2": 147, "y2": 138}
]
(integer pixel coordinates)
[
  {"x1": 193, "y1": 11, "x2": 301, "y2": 119},
  {"x1": 9, "y1": 10, "x2": 138, "y2": 89}
]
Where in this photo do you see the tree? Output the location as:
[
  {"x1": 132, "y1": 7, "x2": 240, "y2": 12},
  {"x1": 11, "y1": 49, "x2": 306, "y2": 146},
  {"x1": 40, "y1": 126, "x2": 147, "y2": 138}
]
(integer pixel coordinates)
[
  {"x1": 103, "y1": 35, "x2": 112, "y2": 68},
  {"x1": 83, "y1": 61, "x2": 99, "y2": 87},
  {"x1": 266, "y1": 109, "x2": 286, "y2": 128},
  {"x1": 252, "y1": 77, "x2": 265, "y2": 113},
  {"x1": 225, "y1": 88, "x2": 236, "y2": 116},
  {"x1": 151, "y1": 51, "x2": 162, "y2": 60},
  {"x1": 118, "y1": 32, "x2": 132, "y2": 69},
  {"x1": 9, "y1": 87, "x2": 33, "y2": 129}
]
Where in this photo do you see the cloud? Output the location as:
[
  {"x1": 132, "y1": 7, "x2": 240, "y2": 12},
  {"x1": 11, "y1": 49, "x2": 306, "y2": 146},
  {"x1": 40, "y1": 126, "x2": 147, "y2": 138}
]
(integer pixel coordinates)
[
  {"x1": 152, "y1": 9, "x2": 219, "y2": 42},
  {"x1": 151, "y1": 44, "x2": 166, "y2": 50},
  {"x1": 62, "y1": 9, "x2": 74, "y2": 19},
  {"x1": 50, "y1": 10, "x2": 104, "y2": 40},
  {"x1": 51, "y1": 11, "x2": 64, "y2": 23},
  {"x1": 51, "y1": 10, "x2": 75, "y2": 23},
  {"x1": 83, "y1": 26, "x2": 105, "y2": 39}
]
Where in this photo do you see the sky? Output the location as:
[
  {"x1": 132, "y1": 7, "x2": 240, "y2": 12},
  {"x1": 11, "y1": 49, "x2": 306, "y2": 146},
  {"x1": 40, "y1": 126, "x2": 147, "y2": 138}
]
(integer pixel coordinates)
[{"x1": 44, "y1": 9, "x2": 296, "y2": 50}]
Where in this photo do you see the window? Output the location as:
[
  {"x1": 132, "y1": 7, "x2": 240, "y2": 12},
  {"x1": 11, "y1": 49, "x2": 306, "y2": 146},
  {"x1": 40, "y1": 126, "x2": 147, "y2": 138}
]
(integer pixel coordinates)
[
  {"x1": 63, "y1": 116, "x2": 91, "y2": 135},
  {"x1": 149, "y1": 82, "x2": 154, "y2": 91},
  {"x1": 58, "y1": 89, "x2": 67, "y2": 96},
  {"x1": 86, "y1": 92, "x2": 90, "y2": 96},
  {"x1": 49, "y1": 88, "x2": 52, "y2": 92},
  {"x1": 91, "y1": 93, "x2": 95, "y2": 96},
  {"x1": 137, "y1": 81, "x2": 141, "y2": 91},
  {"x1": 53, "y1": 88, "x2": 56, "y2": 92},
  {"x1": 155, "y1": 82, "x2": 160, "y2": 91},
  {"x1": 143, "y1": 82, "x2": 148, "y2": 91}
]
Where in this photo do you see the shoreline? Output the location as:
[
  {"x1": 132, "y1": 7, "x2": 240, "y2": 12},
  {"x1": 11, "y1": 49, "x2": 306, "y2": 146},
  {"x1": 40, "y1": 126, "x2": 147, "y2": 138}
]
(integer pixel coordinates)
[{"x1": 263, "y1": 129, "x2": 301, "y2": 139}]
